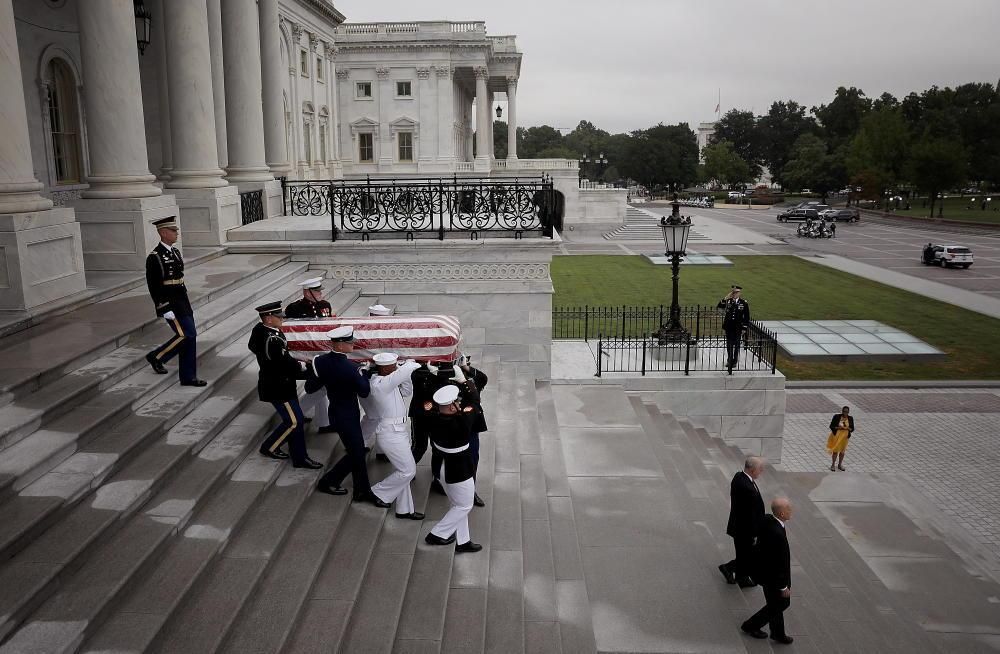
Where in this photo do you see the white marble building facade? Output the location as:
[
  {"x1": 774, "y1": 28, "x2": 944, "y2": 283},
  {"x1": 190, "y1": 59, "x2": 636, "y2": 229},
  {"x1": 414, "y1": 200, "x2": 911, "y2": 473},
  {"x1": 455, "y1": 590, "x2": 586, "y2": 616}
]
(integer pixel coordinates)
[{"x1": 1, "y1": 0, "x2": 532, "y2": 312}]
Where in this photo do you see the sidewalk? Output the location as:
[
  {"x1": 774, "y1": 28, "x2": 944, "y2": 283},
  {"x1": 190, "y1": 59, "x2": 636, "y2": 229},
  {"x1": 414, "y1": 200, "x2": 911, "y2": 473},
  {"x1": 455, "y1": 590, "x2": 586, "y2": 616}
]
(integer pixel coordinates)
[{"x1": 800, "y1": 253, "x2": 1000, "y2": 320}]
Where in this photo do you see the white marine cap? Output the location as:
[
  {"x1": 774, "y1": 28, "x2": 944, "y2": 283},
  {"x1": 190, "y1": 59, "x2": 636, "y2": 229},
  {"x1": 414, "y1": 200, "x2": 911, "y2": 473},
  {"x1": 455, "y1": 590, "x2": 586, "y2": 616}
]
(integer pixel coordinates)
[
  {"x1": 299, "y1": 276, "x2": 324, "y2": 289},
  {"x1": 432, "y1": 385, "x2": 460, "y2": 405},
  {"x1": 372, "y1": 352, "x2": 398, "y2": 366},
  {"x1": 326, "y1": 325, "x2": 354, "y2": 342},
  {"x1": 368, "y1": 304, "x2": 392, "y2": 316}
]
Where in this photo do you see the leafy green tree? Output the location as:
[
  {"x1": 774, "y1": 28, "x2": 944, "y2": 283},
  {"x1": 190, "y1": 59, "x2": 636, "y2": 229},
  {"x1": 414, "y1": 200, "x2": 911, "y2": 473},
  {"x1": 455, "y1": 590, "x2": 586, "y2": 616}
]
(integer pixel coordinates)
[
  {"x1": 758, "y1": 100, "x2": 818, "y2": 188},
  {"x1": 563, "y1": 120, "x2": 611, "y2": 160},
  {"x1": 702, "y1": 140, "x2": 752, "y2": 187},
  {"x1": 711, "y1": 109, "x2": 762, "y2": 178},
  {"x1": 781, "y1": 133, "x2": 847, "y2": 200},
  {"x1": 846, "y1": 107, "x2": 910, "y2": 193},
  {"x1": 493, "y1": 120, "x2": 508, "y2": 160},
  {"x1": 518, "y1": 125, "x2": 565, "y2": 158},
  {"x1": 907, "y1": 136, "x2": 967, "y2": 217},
  {"x1": 812, "y1": 86, "x2": 871, "y2": 148},
  {"x1": 620, "y1": 123, "x2": 699, "y2": 190}
]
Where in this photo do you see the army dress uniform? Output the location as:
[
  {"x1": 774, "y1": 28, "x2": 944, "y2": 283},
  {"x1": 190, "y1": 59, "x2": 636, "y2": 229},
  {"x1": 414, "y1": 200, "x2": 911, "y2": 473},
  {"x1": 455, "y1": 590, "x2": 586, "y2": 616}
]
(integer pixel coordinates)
[
  {"x1": 144, "y1": 217, "x2": 203, "y2": 386},
  {"x1": 286, "y1": 277, "x2": 334, "y2": 430},
  {"x1": 717, "y1": 286, "x2": 751, "y2": 368},
  {"x1": 247, "y1": 302, "x2": 321, "y2": 468}
]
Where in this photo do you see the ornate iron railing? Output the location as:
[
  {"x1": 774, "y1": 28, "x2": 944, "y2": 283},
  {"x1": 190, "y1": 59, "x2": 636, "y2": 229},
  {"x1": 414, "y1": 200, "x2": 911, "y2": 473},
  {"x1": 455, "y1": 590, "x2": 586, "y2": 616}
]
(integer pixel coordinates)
[
  {"x1": 283, "y1": 176, "x2": 558, "y2": 240},
  {"x1": 553, "y1": 305, "x2": 778, "y2": 375},
  {"x1": 240, "y1": 189, "x2": 264, "y2": 225}
]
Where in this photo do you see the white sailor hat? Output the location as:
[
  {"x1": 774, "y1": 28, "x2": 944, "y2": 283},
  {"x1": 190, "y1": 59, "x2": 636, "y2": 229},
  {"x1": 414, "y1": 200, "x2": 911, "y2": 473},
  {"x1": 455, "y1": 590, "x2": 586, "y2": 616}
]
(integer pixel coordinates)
[
  {"x1": 153, "y1": 216, "x2": 179, "y2": 230},
  {"x1": 299, "y1": 277, "x2": 324, "y2": 290},
  {"x1": 432, "y1": 385, "x2": 460, "y2": 405},
  {"x1": 326, "y1": 325, "x2": 354, "y2": 342},
  {"x1": 372, "y1": 352, "x2": 398, "y2": 366},
  {"x1": 368, "y1": 304, "x2": 392, "y2": 316}
]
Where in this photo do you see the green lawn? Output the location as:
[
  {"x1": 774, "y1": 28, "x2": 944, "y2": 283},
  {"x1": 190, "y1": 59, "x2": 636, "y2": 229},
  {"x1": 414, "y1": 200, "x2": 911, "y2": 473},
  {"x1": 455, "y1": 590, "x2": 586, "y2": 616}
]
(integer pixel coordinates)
[
  {"x1": 885, "y1": 195, "x2": 1000, "y2": 224},
  {"x1": 551, "y1": 255, "x2": 1000, "y2": 380}
]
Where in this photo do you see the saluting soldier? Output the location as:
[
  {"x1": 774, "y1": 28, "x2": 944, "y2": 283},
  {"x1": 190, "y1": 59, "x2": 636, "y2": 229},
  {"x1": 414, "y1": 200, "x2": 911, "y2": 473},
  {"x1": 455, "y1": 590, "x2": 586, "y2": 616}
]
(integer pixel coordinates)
[
  {"x1": 423, "y1": 384, "x2": 482, "y2": 553},
  {"x1": 314, "y1": 326, "x2": 387, "y2": 506},
  {"x1": 247, "y1": 301, "x2": 322, "y2": 469},
  {"x1": 717, "y1": 285, "x2": 751, "y2": 369},
  {"x1": 285, "y1": 277, "x2": 333, "y2": 433},
  {"x1": 144, "y1": 217, "x2": 205, "y2": 386}
]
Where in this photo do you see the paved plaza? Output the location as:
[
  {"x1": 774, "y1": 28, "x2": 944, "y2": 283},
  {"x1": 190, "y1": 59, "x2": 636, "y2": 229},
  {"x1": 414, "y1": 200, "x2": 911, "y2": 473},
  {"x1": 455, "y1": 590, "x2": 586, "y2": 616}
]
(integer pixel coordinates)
[{"x1": 781, "y1": 387, "x2": 1000, "y2": 565}]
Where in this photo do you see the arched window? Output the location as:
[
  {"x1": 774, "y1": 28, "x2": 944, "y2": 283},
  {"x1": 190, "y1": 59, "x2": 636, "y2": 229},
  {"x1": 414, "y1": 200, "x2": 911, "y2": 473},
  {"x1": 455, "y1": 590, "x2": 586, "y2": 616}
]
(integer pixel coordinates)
[{"x1": 46, "y1": 59, "x2": 83, "y2": 184}]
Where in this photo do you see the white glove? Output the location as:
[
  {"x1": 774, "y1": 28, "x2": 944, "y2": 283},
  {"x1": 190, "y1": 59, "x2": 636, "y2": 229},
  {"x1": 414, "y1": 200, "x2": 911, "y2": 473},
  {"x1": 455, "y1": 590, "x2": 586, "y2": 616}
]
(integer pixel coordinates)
[
  {"x1": 452, "y1": 364, "x2": 467, "y2": 384},
  {"x1": 426, "y1": 362, "x2": 439, "y2": 375},
  {"x1": 163, "y1": 311, "x2": 176, "y2": 321}
]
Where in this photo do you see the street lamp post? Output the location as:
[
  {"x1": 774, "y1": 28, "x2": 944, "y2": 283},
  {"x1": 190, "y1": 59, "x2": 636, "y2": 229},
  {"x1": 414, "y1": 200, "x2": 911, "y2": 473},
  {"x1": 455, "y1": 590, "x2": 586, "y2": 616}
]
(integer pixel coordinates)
[
  {"x1": 579, "y1": 153, "x2": 591, "y2": 187},
  {"x1": 655, "y1": 193, "x2": 693, "y2": 345},
  {"x1": 595, "y1": 152, "x2": 608, "y2": 181}
]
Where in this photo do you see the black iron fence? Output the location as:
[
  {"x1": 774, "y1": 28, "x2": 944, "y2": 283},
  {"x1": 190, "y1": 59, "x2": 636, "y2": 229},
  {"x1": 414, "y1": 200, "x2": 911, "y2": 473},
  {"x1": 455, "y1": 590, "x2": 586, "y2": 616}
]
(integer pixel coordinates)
[
  {"x1": 553, "y1": 305, "x2": 778, "y2": 375},
  {"x1": 240, "y1": 189, "x2": 264, "y2": 225},
  {"x1": 282, "y1": 176, "x2": 558, "y2": 240}
]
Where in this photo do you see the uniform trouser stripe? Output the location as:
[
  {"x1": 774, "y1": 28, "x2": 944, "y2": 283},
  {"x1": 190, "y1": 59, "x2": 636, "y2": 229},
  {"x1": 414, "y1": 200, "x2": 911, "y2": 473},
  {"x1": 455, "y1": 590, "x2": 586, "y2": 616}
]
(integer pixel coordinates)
[
  {"x1": 155, "y1": 318, "x2": 186, "y2": 359},
  {"x1": 270, "y1": 402, "x2": 298, "y2": 452}
]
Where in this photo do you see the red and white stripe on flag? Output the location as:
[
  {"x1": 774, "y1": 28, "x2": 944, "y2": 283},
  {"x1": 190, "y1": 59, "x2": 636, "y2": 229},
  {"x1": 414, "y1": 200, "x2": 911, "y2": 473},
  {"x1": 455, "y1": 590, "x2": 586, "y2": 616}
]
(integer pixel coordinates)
[{"x1": 281, "y1": 315, "x2": 462, "y2": 363}]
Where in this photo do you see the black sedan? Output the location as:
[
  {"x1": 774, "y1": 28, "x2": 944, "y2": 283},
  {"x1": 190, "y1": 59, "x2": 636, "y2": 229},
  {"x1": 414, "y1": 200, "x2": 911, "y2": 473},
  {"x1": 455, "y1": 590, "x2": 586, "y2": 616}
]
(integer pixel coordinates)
[{"x1": 777, "y1": 208, "x2": 820, "y2": 222}]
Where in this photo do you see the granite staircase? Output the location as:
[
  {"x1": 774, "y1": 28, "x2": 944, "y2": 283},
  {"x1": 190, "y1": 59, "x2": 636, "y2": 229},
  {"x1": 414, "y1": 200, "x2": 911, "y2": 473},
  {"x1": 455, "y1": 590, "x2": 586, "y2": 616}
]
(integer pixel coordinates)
[{"x1": 603, "y1": 206, "x2": 710, "y2": 241}]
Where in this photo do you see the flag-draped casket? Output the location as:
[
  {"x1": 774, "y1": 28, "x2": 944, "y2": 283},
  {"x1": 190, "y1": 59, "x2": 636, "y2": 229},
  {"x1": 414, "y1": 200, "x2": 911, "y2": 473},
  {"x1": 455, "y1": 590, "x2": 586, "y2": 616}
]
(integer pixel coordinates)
[{"x1": 281, "y1": 315, "x2": 462, "y2": 363}]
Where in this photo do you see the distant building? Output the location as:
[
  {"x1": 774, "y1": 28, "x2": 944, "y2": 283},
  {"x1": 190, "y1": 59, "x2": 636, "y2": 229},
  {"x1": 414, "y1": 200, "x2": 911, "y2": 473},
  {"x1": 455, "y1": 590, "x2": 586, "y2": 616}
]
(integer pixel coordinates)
[{"x1": 696, "y1": 122, "x2": 716, "y2": 163}]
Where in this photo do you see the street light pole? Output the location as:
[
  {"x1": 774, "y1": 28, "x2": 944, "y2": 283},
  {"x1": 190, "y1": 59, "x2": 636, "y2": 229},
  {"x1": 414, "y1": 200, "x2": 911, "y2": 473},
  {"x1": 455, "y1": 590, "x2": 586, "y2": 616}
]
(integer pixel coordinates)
[{"x1": 655, "y1": 193, "x2": 693, "y2": 345}]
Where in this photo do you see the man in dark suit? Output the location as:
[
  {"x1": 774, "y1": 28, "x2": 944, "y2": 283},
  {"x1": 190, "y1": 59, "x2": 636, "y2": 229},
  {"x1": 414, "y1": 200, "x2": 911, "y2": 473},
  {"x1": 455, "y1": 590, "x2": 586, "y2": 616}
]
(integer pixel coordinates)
[
  {"x1": 144, "y1": 217, "x2": 205, "y2": 386},
  {"x1": 719, "y1": 456, "x2": 765, "y2": 588},
  {"x1": 314, "y1": 326, "x2": 387, "y2": 506},
  {"x1": 742, "y1": 497, "x2": 794, "y2": 645}
]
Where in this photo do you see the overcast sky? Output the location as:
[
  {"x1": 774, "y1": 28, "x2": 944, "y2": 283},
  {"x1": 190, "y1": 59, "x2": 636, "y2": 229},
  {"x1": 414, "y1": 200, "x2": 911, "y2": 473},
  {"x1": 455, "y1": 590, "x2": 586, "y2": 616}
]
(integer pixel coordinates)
[{"x1": 336, "y1": 0, "x2": 1000, "y2": 134}]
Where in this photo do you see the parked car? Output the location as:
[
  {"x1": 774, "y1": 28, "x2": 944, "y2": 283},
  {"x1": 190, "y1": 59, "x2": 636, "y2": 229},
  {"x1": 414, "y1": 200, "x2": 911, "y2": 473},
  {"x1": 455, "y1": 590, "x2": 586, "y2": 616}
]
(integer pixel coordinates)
[
  {"x1": 822, "y1": 208, "x2": 860, "y2": 223},
  {"x1": 921, "y1": 244, "x2": 974, "y2": 269},
  {"x1": 777, "y1": 208, "x2": 820, "y2": 222},
  {"x1": 727, "y1": 191, "x2": 745, "y2": 200}
]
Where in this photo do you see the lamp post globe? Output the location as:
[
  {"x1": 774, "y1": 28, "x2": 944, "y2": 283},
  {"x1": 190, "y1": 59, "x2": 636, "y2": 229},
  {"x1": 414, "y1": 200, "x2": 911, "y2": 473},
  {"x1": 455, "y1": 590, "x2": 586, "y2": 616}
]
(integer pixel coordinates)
[{"x1": 655, "y1": 193, "x2": 693, "y2": 345}]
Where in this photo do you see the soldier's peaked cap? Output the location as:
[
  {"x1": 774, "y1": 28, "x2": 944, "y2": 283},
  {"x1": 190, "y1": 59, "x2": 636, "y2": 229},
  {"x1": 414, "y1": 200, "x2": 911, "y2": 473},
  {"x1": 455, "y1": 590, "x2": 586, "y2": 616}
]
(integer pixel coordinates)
[
  {"x1": 299, "y1": 277, "x2": 324, "y2": 289},
  {"x1": 433, "y1": 385, "x2": 460, "y2": 405},
  {"x1": 732, "y1": 285, "x2": 742, "y2": 290},
  {"x1": 255, "y1": 301, "x2": 283, "y2": 316},
  {"x1": 153, "y1": 216, "x2": 179, "y2": 230},
  {"x1": 326, "y1": 325, "x2": 354, "y2": 342}
]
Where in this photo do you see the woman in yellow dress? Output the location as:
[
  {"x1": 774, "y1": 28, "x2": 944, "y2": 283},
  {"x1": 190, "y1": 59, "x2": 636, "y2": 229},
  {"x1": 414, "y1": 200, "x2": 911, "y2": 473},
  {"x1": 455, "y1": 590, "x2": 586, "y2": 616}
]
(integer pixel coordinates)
[{"x1": 826, "y1": 406, "x2": 855, "y2": 471}]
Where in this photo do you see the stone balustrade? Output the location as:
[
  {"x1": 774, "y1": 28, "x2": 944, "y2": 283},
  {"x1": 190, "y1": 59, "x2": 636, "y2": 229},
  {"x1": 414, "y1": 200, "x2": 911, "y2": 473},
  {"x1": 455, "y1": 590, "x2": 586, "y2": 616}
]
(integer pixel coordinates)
[
  {"x1": 494, "y1": 158, "x2": 579, "y2": 171},
  {"x1": 335, "y1": 21, "x2": 486, "y2": 37}
]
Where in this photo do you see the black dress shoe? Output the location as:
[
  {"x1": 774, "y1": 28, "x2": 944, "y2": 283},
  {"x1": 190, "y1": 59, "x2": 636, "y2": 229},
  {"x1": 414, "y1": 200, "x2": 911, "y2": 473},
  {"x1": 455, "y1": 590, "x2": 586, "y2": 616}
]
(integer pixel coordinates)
[
  {"x1": 375, "y1": 453, "x2": 390, "y2": 463},
  {"x1": 317, "y1": 483, "x2": 348, "y2": 496},
  {"x1": 718, "y1": 564, "x2": 736, "y2": 585},
  {"x1": 740, "y1": 623, "x2": 768, "y2": 639},
  {"x1": 429, "y1": 479, "x2": 446, "y2": 496},
  {"x1": 771, "y1": 635, "x2": 794, "y2": 645},
  {"x1": 260, "y1": 447, "x2": 289, "y2": 460},
  {"x1": 425, "y1": 532, "x2": 456, "y2": 546},
  {"x1": 473, "y1": 493, "x2": 486, "y2": 507},
  {"x1": 292, "y1": 458, "x2": 323, "y2": 470},
  {"x1": 737, "y1": 577, "x2": 757, "y2": 588},
  {"x1": 180, "y1": 379, "x2": 208, "y2": 387},
  {"x1": 316, "y1": 425, "x2": 337, "y2": 434},
  {"x1": 145, "y1": 352, "x2": 167, "y2": 374},
  {"x1": 455, "y1": 541, "x2": 483, "y2": 553},
  {"x1": 370, "y1": 496, "x2": 391, "y2": 508},
  {"x1": 395, "y1": 512, "x2": 425, "y2": 520}
]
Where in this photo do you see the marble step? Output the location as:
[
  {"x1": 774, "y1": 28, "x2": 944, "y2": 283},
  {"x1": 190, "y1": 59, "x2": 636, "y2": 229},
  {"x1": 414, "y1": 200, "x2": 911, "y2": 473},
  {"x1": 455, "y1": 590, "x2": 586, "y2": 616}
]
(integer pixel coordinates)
[
  {"x1": 0, "y1": 266, "x2": 309, "y2": 500},
  {"x1": 0, "y1": 342, "x2": 258, "y2": 566},
  {"x1": 0, "y1": 259, "x2": 309, "y2": 452},
  {"x1": 0, "y1": 253, "x2": 292, "y2": 407},
  {"x1": 0, "y1": 401, "x2": 276, "y2": 653}
]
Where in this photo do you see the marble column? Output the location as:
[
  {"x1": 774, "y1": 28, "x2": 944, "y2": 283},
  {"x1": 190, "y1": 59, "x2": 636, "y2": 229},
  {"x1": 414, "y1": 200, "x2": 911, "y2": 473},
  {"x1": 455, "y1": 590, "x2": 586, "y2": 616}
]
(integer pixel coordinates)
[
  {"x1": 162, "y1": 0, "x2": 238, "y2": 246},
  {"x1": 77, "y1": 0, "x2": 161, "y2": 199},
  {"x1": 325, "y1": 45, "x2": 342, "y2": 177},
  {"x1": 207, "y1": 0, "x2": 228, "y2": 169},
  {"x1": 153, "y1": 0, "x2": 172, "y2": 179},
  {"x1": 474, "y1": 66, "x2": 489, "y2": 169},
  {"x1": 0, "y1": 0, "x2": 86, "y2": 308},
  {"x1": 436, "y1": 66, "x2": 454, "y2": 165},
  {"x1": 259, "y1": 0, "x2": 289, "y2": 176},
  {"x1": 221, "y1": 0, "x2": 273, "y2": 184},
  {"x1": 376, "y1": 66, "x2": 392, "y2": 169},
  {"x1": 487, "y1": 90, "x2": 495, "y2": 160},
  {"x1": 506, "y1": 78, "x2": 518, "y2": 160},
  {"x1": 288, "y1": 22, "x2": 304, "y2": 175},
  {"x1": 72, "y1": 0, "x2": 177, "y2": 271}
]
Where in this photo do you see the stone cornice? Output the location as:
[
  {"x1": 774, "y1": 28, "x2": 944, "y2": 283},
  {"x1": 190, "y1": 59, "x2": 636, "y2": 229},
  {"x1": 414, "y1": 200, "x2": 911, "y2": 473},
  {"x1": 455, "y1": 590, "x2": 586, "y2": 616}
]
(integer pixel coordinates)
[{"x1": 298, "y1": 0, "x2": 346, "y2": 27}]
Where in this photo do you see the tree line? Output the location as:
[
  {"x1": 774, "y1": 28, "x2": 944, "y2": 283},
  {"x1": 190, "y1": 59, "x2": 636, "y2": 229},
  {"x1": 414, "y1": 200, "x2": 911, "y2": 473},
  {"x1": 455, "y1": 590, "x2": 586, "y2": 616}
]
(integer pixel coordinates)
[{"x1": 497, "y1": 81, "x2": 1000, "y2": 216}]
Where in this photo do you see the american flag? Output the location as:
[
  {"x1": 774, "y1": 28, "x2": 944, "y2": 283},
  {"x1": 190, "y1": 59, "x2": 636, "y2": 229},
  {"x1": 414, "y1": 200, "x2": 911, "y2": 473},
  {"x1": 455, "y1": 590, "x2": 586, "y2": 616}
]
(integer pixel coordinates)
[{"x1": 281, "y1": 315, "x2": 462, "y2": 363}]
